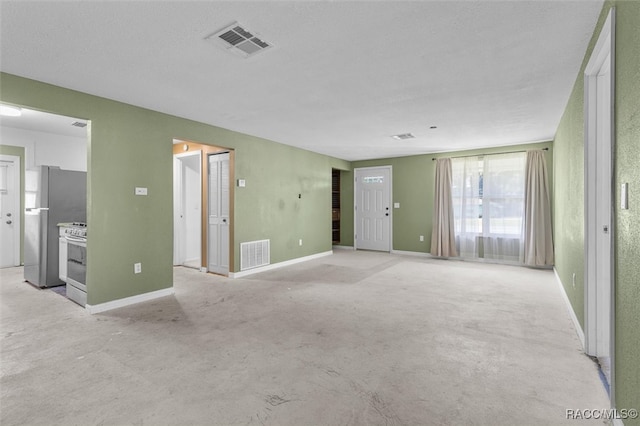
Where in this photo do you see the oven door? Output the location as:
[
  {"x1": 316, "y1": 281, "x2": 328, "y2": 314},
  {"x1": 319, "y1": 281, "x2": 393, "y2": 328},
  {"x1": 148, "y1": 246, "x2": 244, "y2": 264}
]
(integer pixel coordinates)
[{"x1": 66, "y1": 237, "x2": 87, "y2": 292}]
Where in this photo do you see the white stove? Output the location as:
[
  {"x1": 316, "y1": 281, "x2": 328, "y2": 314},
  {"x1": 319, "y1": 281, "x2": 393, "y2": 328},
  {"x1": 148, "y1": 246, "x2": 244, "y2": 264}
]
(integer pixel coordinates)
[
  {"x1": 62, "y1": 222, "x2": 87, "y2": 239},
  {"x1": 58, "y1": 222, "x2": 88, "y2": 307}
]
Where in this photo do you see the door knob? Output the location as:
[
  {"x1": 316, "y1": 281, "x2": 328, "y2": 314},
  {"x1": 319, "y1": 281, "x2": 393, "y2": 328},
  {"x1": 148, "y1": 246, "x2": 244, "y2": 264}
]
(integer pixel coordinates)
[
  {"x1": 6, "y1": 213, "x2": 11, "y2": 217},
  {"x1": 6, "y1": 220, "x2": 12, "y2": 225},
  {"x1": 385, "y1": 213, "x2": 389, "y2": 217}
]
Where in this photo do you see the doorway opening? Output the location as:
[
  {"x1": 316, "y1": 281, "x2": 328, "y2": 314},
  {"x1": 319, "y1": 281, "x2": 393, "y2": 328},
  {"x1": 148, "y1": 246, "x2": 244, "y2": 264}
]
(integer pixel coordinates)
[
  {"x1": 172, "y1": 140, "x2": 234, "y2": 276},
  {"x1": 354, "y1": 166, "x2": 392, "y2": 252},
  {"x1": 584, "y1": 8, "x2": 615, "y2": 400},
  {"x1": 0, "y1": 107, "x2": 88, "y2": 275},
  {"x1": 0, "y1": 154, "x2": 21, "y2": 267},
  {"x1": 173, "y1": 150, "x2": 201, "y2": 269},
  {"x1": 331, "y1": 169, "x2": 341, "y2": 245}
]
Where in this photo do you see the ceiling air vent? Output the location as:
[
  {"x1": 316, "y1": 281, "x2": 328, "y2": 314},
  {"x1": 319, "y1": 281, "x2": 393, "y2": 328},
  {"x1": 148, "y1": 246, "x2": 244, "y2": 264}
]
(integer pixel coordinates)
[
  {"x1": 206, "y1": 23, "x2": 272, "y2": 58},
  {"x1": 391, "y1": 133, "x2": 415, "y2": 140}
]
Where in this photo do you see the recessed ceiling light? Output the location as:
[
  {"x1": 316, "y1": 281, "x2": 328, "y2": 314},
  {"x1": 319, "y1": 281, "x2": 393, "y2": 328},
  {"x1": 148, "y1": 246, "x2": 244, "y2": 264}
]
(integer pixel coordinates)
[
  {"x1": 391, "y1": 133, "x2": 415, "y2": 140},
  {"x1": 0, "y1": 105, "x2": 22, "y2": 117}
]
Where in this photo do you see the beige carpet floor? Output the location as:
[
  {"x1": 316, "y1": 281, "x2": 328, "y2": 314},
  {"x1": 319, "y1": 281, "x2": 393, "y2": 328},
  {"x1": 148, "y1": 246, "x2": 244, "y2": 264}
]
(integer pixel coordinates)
[{"x1": 1, "y1": 250, "x2": 609, "y2": 425}]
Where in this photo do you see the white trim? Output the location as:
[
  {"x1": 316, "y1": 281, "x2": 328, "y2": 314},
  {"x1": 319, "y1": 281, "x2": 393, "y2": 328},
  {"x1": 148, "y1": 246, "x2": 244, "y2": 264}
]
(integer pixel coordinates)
[
  {"x1": 332, "y1": 245, "x2": 355, "y2": 250},
  {"x1": 612, "y1": 418, "x2": 624, "y2": 426},
  {"x1": 391, "y1": 249, "x2": 433, "y2": 258},
  {"x1": 229, "y1": 250, "x2": 333, "y2": 278},
  {"x1": 553, "y1": 268, "x2": 585, "y2": 349},
  {"x1": 86, "y1": 287, "x2": 175, "y2": 314}
]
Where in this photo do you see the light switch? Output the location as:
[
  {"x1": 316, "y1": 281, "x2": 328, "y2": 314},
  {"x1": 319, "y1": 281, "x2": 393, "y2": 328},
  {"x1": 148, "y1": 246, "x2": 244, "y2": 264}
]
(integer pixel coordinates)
[
  {"x1": 621, "y1": 183, "x2": 629, "y2": 209},
  {"x1": 237, "y1": 179, "x2": 246, "y2": 187},
  {"x1": 394, "y1": 202, "x2": 400, "y2": 208},
  {"x1": 135, "y1": 187, "x2": 148, "y2": 196}
]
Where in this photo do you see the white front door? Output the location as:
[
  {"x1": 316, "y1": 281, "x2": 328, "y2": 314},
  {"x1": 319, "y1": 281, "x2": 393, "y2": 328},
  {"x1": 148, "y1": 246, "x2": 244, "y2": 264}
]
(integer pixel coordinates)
[
  {"x1": 208, "y1": 152, "x2": 230, "y2": 275},
  {"x1": 355, "y1": 166, "x2": 391, "y2": 252},
  {"x1": 0, "y1": 155, "x2": 21, "y2": 268}
]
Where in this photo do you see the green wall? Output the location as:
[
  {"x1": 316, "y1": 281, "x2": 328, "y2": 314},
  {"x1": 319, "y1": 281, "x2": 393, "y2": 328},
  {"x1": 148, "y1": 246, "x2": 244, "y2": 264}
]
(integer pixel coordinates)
[
  {"x1": 0, "y1": 73, "x2": 347, "y2": 305},
  {"x1": 0, "y1": 144, "x2": 25, "y2": 264},
  {"x1": 350, "y1": 141, "x2": 553, "y2": 253},
  {"x1": 554, "y1": 1, "x2": 639, "y2": 421}
]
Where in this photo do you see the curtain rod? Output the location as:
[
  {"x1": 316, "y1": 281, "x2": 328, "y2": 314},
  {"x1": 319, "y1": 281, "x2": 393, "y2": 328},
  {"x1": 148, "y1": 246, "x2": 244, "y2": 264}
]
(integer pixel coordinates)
[{"x1": 431, "y1": 147, "x2": 548, "y2": 161}]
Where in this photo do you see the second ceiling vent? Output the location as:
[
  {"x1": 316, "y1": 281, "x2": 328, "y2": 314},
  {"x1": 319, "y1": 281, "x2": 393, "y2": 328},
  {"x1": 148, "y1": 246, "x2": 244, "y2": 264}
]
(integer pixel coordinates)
[{"x1": 207, "y1": 23, "x2": 272, "y2": 58}]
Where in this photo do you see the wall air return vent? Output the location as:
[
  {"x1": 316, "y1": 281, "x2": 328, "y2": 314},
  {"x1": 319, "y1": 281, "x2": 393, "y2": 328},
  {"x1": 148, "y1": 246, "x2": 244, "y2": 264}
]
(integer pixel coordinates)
[
  {"x1": 240, "y1": 239, "x2": 270, "y2": 271},
  {"x1": 206, "y1": 23, "x2": 272, "y2": 58}
]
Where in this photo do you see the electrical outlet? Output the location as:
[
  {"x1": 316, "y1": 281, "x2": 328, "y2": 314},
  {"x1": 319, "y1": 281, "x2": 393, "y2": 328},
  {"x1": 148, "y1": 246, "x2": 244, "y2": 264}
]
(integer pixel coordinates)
[
  {"x1": 299, "y1": 239, "x2": 303, "y2": 246},
  {"x1": 135, "y1": 187, "x2": 148, "y2": 196},
  {"x1": 134, "y1": 263, "x2": 142, "y2": 274},
  {"x1": 419, "y1": 235, "x2": 424, "y2": 242}
]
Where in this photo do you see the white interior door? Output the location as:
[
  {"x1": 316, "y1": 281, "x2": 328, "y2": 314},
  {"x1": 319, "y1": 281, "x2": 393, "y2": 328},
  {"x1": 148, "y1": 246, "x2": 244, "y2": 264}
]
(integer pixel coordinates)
[
  {"x1": 584, "y1": 8, "x2": 614, "y2": 393},
  {"x1": 0, "y1": 155, "x2": 21, "y2": 268},
  {"x1": 173, "y1": 151, "x2": 201, "y2": 268},
  {"x1": 355, "y1": 166, "x2": 391, "y2": 252},
  {"x1": 208, "y1": 152, "x2": 230, "y2": 275},
  {"x1": 595, "y1": 54, "x2": 612, "y2": 359}
]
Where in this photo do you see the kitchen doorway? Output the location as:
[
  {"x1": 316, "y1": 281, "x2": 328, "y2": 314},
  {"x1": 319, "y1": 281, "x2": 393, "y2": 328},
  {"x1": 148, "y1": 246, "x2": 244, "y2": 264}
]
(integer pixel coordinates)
[{"x1": 0, "y1": 154, "x2": 21, "y2": 267}]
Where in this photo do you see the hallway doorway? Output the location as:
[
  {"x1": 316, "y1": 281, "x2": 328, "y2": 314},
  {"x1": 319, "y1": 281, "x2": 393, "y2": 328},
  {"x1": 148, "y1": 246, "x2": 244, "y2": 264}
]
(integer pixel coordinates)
[
  {"x1": 173, "y1": 150, "x2": 201, "y2": 269},
  {"x1": 172, "y1": 140, "x2": 234, "y2": 276}
]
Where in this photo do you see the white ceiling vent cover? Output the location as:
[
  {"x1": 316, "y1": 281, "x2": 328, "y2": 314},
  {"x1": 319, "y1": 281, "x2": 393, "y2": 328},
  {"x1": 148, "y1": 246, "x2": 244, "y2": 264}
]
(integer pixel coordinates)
[
  {"x1": 391, "y1": 133, "x2": 415, "y2": 140},
  {"x1": 207, "y1": 23, "x2": 272, "y2": 58}
]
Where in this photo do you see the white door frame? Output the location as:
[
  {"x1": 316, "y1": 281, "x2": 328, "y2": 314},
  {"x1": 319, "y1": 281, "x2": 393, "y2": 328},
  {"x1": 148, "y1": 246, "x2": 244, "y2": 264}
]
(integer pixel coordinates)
[
  {"x1": 354, "y1": 165, "x2": 392, "y2": 252},
  {"x1": 173, "y1": 150, "x2": 202, "y2": 267},
  {"x1": 0, "y1": 155, "x2": 21, "y2": 267},
  {"x1": 584, "y1": 7, "x2": 615, "y2": 400}
]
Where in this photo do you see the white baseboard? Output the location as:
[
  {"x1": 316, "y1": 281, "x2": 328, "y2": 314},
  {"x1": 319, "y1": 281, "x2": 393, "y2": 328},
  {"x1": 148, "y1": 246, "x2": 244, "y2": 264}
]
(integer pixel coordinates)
[
  {"x1": 86, "y1": 287, "x2": 175, "y2": 314},
  {"x1": 391, "y1": 249, "x2": 433, "y2": 258},
  {"x1": 229, "y1": 250, "x2": 333, "y2": 278},
  {"x1": 332, "y1": 245, "x2": 355, "y2": 250},
  {"x1": 553, "y1": 267, "x2": 585, "y2": 349}
]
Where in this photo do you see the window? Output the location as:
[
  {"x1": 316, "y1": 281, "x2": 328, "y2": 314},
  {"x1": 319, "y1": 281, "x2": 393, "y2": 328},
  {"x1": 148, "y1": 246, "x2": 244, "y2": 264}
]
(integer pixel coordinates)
[
  {"x1": 363, "y1": 176, "x2": 384, "y2": 184},
  {"x1": 451, "y1": 152, "x2": 526, "y2": 262}
]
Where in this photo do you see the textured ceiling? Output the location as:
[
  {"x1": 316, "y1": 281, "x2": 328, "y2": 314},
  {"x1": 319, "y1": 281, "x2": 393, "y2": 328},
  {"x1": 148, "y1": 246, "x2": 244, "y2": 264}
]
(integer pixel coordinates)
[{"x1": 0, "y1": 1, "x2": 603, "y2": 161}]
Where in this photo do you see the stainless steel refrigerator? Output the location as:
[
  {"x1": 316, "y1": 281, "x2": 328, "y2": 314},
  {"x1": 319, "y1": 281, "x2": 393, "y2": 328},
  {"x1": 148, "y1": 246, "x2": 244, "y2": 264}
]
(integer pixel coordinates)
[{"x1": 24, "y1": 166, "x2": 86, "y2": 288}]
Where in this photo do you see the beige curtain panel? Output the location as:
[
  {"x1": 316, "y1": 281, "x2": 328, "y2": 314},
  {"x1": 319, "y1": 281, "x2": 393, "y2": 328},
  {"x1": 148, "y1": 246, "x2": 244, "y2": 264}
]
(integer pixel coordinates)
[
  {"x1": 523, "y1": 150, "x2": 554, "y2": 266},
  {"x1": 431, "y1": 158, "x2": 457, "y2": 257}
]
